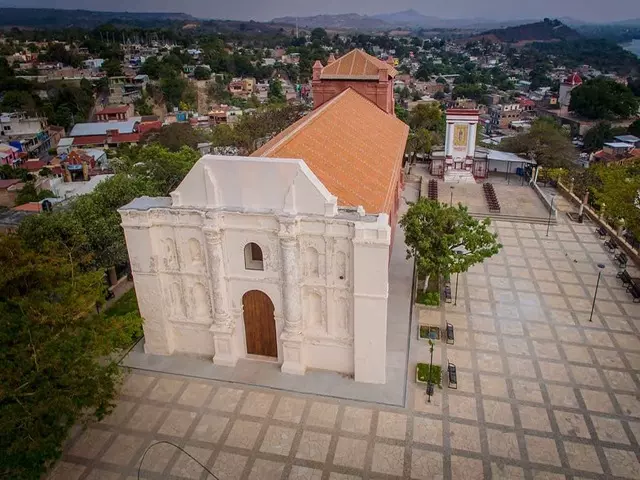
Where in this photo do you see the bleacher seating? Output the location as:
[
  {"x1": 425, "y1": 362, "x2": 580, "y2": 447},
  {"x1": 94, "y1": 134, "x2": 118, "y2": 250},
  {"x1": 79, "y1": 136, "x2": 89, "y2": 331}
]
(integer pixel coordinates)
[{"x1": 482, "y1": 183, "x2": 501, "y2": 213}]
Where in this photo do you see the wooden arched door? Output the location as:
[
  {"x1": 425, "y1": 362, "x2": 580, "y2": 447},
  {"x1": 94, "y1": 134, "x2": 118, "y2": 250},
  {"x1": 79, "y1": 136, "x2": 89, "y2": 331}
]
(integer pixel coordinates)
[{"x1": 242, "y1": 290, "x2": 277, "y2": 357}]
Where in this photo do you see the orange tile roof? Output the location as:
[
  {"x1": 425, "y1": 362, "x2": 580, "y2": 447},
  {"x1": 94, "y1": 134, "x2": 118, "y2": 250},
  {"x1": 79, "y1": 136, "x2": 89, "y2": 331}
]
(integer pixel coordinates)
[
  {"x1": 13, "y1": 202, "x2": 42, "y2": 212},
  {"x1": 320, "y1": 49, "x2": 398, "y2": 80},
  {"x1": 252, "y1": 88, "x2": 409, "y2": 214}
]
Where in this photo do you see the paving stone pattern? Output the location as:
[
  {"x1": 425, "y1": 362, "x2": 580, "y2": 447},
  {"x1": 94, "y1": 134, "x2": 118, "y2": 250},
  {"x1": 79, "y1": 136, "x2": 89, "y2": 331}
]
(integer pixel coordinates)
[{"x1": 51, "y1": 213, "x2": 640, "y2": 479}]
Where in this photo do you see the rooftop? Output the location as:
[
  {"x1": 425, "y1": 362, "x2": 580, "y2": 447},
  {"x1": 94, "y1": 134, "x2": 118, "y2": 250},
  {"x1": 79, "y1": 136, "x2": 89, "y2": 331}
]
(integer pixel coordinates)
[
  {"x1": 69, "y1": 118, "x2": 141, "y2": 137},
  {"x1": 319, "y1": 49, "x2": 398, "y2": 81},
  {"x1": 252, "y1": 88, "x2": 408, "y2": 214}
]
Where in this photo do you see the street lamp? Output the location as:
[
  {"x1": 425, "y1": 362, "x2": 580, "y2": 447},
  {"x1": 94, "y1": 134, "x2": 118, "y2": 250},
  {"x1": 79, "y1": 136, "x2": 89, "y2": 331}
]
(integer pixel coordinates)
[
  {"x1": 450, "y1": 186, "x2": 454, "y2": 207},
  {"x1": 452, "y1": 245, "x2": 469, "y2": 306},
  {"x1": 546, "y1": 195, "x2": 556, "y2": 237},
  {"x1": 589, "y1": 264, "x2": 606, "y2": 322},
  {"x1": 426, "y1": 339, "x2": 435, "y2": 403}
]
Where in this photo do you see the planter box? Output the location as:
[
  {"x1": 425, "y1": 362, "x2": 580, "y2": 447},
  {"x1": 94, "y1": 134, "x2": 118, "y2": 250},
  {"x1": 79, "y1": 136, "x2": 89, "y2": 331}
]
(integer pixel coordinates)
[{"x1": 418, "y1": 324, "x2": 440, "y2": 341}]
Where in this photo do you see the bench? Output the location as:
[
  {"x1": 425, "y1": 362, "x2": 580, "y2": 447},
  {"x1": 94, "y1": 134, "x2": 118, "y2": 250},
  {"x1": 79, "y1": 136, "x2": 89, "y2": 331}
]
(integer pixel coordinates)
[
  {"x1": 444, "y1": 285, "x2": 452, "y2": 303},
  {"x1": 629, "y1": 284, "x2": 640, "y2": 303},
  {"x1": 596, "y1": 226, "x2": 607, "y2": 238},
  {"x1": 446, "y1": 323, "x2": 454, "y2": 345},
  {"x1": 617, "y1": 269, "x2": 632, "y2": 286},
  {"x1": 447, "y1": 362, "x2": 457, "y2": 389},
  {"x1": 614, "y1": 252, "x2": 628, "y2": 268},
  {"x1": 604, "y1": 239, "x2": 618, "y2": 252}
]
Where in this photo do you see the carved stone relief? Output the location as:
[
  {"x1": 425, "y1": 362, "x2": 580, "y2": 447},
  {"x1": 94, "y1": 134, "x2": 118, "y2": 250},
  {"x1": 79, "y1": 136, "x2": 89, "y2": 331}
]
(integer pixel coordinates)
[
  {"x1": 304, "y1": 247, "x2": 319, "y2": 278},
  {"x1": 169, "y1": 281, "x2": 186, "y2": 318},
  {"x1": 188, "y1": 237, "x2": 203, "y2": 264},
  {"x1": 192, "y1": 281, "x2": 211, "y2": 317},
  {"x1": 162, "y1": 238, "x2": 179, "y2": 270}
]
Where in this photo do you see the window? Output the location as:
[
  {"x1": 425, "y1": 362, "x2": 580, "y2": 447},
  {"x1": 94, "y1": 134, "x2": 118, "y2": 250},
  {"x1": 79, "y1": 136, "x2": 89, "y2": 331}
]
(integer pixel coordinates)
[{"x1": 244, "y1": 242, "x2": 264, "y2": 271}]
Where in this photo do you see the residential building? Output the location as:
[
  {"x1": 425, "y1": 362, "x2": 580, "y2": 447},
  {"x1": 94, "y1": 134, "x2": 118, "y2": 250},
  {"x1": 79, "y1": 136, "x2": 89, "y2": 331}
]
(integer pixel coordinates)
[
  {"x1": 95, "y1": 105, "x2": 134, "y2": 122},
  {"x1": 119, "y1": 48, "x2": 409, "y2": 384},
  {"x1": 0, "y1": 112, "x2": 51, "y2": 157},
  {"x1": 67, "y1": 118, "x2": 142, "y2": 148},
  {"x1": 0, "y1": 143, "x2": 20, "y2": 165},
  {"x1": 489, "y1": 103, "x2": 524, "y2": 130}
]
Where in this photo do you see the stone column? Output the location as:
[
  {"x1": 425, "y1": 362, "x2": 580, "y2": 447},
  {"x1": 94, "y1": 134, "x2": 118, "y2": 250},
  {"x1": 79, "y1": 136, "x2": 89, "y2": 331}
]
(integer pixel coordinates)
[
  {"x1": 279, "y1": 220, "x2": 306, "y2": 375},
  {"x1": 203, "y1": 228, "x2": 238, "y2": 367}
]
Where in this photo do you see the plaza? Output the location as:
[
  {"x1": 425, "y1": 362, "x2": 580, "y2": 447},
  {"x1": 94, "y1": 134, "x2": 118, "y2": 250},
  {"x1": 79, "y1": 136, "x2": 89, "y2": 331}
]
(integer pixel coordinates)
[{"x1": 49, "y1": 181, "x2": 640, "y2": 480}]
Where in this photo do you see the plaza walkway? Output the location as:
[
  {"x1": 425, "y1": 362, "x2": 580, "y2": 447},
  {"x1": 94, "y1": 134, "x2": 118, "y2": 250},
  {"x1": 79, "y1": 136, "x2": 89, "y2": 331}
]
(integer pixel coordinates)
[{"x1": 49, "y1": 186, "x2": 640, "y2": 480}]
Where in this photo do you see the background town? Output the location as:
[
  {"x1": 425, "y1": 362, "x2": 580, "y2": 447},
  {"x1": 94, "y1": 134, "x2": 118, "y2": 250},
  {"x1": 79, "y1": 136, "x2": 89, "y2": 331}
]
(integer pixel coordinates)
[{"x1": 1, "y1": 5, "x2": 640, "y2": 480}]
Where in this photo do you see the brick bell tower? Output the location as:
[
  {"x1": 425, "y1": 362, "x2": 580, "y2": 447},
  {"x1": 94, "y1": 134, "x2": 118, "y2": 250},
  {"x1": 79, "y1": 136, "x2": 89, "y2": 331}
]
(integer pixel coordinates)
[{"x1": 311, "y1": 49, "x2": 397, "y2": 114}]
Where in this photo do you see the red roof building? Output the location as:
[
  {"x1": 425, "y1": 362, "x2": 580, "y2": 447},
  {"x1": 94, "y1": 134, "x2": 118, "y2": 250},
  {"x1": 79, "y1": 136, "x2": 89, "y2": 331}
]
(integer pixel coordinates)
[
  {"x1": 563, "y1": 73, "x2": 582, "y2": 86},
  {"x1": 95, "y1": 105, "x2": 134, "y2": 122}
]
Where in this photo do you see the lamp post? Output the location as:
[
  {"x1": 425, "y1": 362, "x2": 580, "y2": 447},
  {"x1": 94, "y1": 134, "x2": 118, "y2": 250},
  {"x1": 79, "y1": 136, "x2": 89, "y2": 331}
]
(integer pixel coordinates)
[
  {"x1": 546, "y1": 195, "x2": 556, "y2": 237},
  {"x1": 452, "y1": 246, "x2": 469, "y2": 306},
  {"x1": 426, "y1": 340, "x2": 435, "y2": 403},
  {"x1": 450, "y1": 186, "x2": 454, "y2": 207},
  {"x1": 589, "y1": 264, "x2": 605, "y2": 322}
]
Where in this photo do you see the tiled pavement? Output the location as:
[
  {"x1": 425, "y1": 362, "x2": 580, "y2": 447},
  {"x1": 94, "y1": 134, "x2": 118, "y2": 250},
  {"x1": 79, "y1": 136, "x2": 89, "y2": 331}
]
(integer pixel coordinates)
[{"x1": 51, "y1": 201, "x2": 640, "y2": 480}]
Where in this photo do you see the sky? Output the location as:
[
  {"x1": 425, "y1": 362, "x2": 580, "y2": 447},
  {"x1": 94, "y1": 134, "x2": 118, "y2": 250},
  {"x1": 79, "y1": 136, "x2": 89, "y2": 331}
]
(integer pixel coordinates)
[{"x1": 0, "y1": 0, "x2": 637, "y2": 23}]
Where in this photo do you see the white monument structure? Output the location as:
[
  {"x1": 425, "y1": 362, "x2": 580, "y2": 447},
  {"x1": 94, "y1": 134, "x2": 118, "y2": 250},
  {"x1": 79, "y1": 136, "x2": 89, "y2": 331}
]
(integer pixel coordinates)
[
  {"x1": 430, "y1": 109, "x2": 489, "y2": 181},
  {"x1": 119, "y1": 156, "x2": 392, "y2": 383}
]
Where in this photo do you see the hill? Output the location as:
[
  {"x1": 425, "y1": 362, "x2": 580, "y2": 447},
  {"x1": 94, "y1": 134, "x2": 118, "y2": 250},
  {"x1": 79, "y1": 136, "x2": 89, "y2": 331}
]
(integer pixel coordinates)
[
  {"x1": 478, "y1": 18, "x2": 581, "y2": 43},
  {"x1": 271, "y1": 13, "x2": 389, "y2": 31},
  {"x1": 0, "y1": 7, "x2": 196, "y2": 29}
]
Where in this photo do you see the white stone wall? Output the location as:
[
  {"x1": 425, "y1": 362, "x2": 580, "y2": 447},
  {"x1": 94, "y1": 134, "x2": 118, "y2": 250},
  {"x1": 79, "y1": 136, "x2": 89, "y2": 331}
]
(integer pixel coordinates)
[{"x1": 119, "y1": 155, "x2": 391, "y2": 383}]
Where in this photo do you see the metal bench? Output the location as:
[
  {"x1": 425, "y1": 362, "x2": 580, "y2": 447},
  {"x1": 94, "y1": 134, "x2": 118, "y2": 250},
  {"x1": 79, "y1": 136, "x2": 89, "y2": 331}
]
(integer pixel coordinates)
[
  {"x1": 604, "y1": 239, "x2": 618, "y2": 252},
  {"x1": 596, "y1": 226, "x2": 607, "y2": 238},
  {"x1": 629, "y1": 284, "x2": 640, "y2": 303},
  {"x1": 447, "y1": 362, "x2": 457, "y2": 389},
  {"x1": 614, "y1": 252, "x2": 628, "y2": 268},
  {"x1": 617, "y1": 269, "x2": 632, "y2": 286},
  {"x1": 446, "y1": 323, "x2": 454, "y2": 345}
]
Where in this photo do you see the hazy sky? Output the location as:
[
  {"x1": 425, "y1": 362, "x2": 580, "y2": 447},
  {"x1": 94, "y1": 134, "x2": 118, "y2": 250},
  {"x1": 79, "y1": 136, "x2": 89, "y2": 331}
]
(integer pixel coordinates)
[{"x1": 0, "y1": 0, "x2": 637, "y2": 23}]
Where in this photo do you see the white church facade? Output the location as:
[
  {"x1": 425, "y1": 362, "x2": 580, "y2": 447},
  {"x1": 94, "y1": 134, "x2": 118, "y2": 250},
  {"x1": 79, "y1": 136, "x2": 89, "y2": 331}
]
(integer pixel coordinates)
[
  {"x1": 120, "y1": 156, "x2": 392, "y2": 383},
  {"x1": 119, "y1": 50, "x2": 410, "y2": 384}
]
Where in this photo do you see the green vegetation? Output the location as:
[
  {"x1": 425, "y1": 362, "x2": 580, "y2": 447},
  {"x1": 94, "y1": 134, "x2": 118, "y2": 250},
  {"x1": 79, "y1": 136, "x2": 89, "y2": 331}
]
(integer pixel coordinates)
[
  {"x1": 570, "y1": 78, "x2": 639, "y2": 120},
  {"x1": 104, "y1": 288, "x2": 139, "y2": 320},
  {"x1": 0, "y1": 235, "x2": 142, "y2": 480},
  {"x1": 416, "y1": 363, "x2": 442, "y2": 387},
  {"x1": 499, "y1": 118, "x2": 577, "y2": 168},
  {"x1": 401, "y1": 199, "x2": 501, "y2": 295},
  {"x1": 14, "y1": 183, "x2": 54, "y2": 205},
  {"x1": 417, "y1": 291, "x2": 440, "y2": 306}
]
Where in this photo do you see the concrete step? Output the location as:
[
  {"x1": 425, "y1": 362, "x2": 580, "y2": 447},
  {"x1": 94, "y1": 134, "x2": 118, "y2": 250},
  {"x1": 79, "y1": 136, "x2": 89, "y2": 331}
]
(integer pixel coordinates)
[
  {"x1": 444, "y1": 169, "x2": 476, "y2": 184},
  {"x1": 470, "y1": 211, "x2": 558, "y2": 225}
]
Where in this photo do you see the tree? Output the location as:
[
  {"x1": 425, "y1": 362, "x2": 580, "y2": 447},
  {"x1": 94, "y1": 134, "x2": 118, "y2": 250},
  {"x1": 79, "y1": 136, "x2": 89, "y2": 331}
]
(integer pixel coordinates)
[
  {"x1": 310, "y1": 28, "x2": 329, "y2": 44},
  {"x1": 452, "y1": 83, "x2": 487, "y2": 101},
  {"x1": 140, "y1": 123, "x2": 206, "y2": 152},
  {"x1": 570, "y1": 78, "x2": 639, "y2": 120},
  {"x1": 140, "y1": 56, "x2": 161, "y2": 80},
  {"x1": 160, "y1": 72, "x2": 187, "y2": 110},
  {"x1": 101, "y1": 58, "x2": 123, "y2": 78},
  {"x1": 400, "y1": 199, "x2": 502, "y2": 289},
  {"x1": 583, "y1": 121, "x2": 613, "y2": 152},
  {"x1": 406, "y1": 128, "x2": 434, "y2": 163},
  {"x1": 499, "y1": 118, "x2": 577, "y2": 168},
  {"x1": 0, "y1": 235, "x2": 141, "y2": 479},
  {"x1": 590, "y1": 159, "x2": 640, "y2": 237},
  {"x1": 433, "y1": 91, "x2": 445, "y2": 101},
  {"x1": 134, "y1": 98, "x2": 153, "y2": 116},
  {"x1": 268, "y1": 78, "x2": 285, "y2": 104},
  {"x1": 628, "y1": 119, "x2": 640, "y2": 137},
  {"x1": 408, "y1": 103, "x2": 445, "y2": 142},
  {"x1": 193, "y1": 65, "x2": 211, "y2": 80},
  {"x1": 14, "y1": 183, "x2": 53, "y2": 205}
]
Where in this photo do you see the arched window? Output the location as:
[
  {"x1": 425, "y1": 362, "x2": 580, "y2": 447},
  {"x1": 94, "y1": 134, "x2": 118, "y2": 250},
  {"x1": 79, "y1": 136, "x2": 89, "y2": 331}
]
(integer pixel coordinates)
[{"x1": 244, "y1": 242, "x2": 264, "y2": 271}]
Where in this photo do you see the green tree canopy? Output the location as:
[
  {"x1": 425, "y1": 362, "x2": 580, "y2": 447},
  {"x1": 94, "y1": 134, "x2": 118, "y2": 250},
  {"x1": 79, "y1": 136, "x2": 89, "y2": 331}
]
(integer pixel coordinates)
[
  {"x1": 590, "y1": 159, "x2": 640, "y2": 237},
  {"x1": 583, "y1": 121, "x2": 613, "y2": 152},
  {"x1": 140, "y1": 123, "x2": 207, "y2": 152},
  {"x1": 400, "y1": 199, "x2": 502, "y2": 281},
  {"x1": 101, "y1": 58, "x2": 123, "y2": 77},
  {"x1": 193, "y1": 65, "x2": 211, "y2": 80},
  {"x1": 0, "y1": 235, "x2": 141, "y2": 479},
  {"x1": 499, "y1": 118, "x2": 577, "y2": 168},
  {"x1": 268, "y1": 78, "x2": 285, "y2": 104},
  {"x1": 569, "y1": 78, "x2": 639, "y2": 120},
  {"x1": 628, "y1": 119, "x2": 640, "y2": 137}
]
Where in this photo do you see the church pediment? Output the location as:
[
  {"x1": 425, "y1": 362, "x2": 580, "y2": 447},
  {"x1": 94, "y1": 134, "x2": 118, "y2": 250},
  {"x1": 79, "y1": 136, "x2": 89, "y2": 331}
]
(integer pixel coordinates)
[{"x1": 170, "y1": 155, "x2": 338, "y2": 217}]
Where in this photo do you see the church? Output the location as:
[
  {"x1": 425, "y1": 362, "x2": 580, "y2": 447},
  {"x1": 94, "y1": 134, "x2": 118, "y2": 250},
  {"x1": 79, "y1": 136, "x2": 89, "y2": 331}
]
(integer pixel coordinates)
[{"x1": 119, "y1": 49, "x2": 409, "y2": 384}]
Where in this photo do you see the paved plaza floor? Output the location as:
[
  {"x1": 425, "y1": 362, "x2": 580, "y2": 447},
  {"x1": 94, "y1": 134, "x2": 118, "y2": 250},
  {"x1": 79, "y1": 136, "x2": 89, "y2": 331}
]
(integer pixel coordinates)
[{"x1": 50, "y1": 187, "x2": 640, "y2": 480}]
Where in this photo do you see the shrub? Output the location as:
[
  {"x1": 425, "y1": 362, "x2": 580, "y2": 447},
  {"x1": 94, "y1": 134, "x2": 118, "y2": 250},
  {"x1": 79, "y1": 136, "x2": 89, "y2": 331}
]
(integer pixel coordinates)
[
  {"x1": 417, "y1": 291, "x2": 440, "y2": 306},
  {"x1": 416, "y1": 363, "x2": 443, "y2": 387}
]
